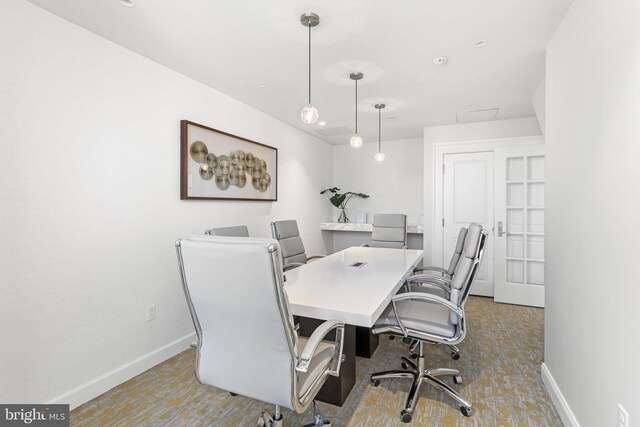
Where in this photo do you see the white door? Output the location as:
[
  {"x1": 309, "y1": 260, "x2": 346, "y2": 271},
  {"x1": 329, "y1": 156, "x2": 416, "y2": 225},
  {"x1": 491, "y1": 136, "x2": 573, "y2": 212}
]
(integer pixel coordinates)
[
  {"x1": 443, "y1": 152, "x2": 494, "y2": 296},
  {"x1": 494, "y1": 145, "x2": 545, "y2": 307}
]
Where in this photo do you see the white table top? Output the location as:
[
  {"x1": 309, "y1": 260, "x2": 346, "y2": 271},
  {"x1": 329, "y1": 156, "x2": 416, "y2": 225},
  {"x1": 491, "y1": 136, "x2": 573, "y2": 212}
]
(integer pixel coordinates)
[{"x1": 284, "y1": 246, "x2": 423, "y2": 327}]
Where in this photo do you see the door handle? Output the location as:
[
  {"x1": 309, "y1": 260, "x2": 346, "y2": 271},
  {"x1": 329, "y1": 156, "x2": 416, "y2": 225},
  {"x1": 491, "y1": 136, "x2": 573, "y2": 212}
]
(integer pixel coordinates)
[{"x1": 497, "y1": 221, "x2": 509, "y2": 237}]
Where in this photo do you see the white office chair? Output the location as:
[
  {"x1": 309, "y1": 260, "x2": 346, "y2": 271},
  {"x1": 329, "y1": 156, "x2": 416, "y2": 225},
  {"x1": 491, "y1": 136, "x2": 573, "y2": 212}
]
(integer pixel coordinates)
[
  {"x1": 176, "y1": 236, "x2": 345, "y2": 427},
  {"x1": 403, "y1": 226, "x2": 469, "y2": 360},
  {"x1": 271, "y1": 220, "x2": 325, "y2": 271},
  {"x1": 370, "y1": 224, "x2": 488, "y2": 422},
  {"x1": 205, "y1": 225, "x2": 250, "y2": 237},
  {"x1": 363, "y1": 214, "x2": 407, "y2": 249}
]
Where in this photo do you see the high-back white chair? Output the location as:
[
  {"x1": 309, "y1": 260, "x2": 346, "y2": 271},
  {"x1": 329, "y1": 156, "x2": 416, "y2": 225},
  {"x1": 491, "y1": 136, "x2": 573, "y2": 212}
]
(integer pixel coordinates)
[
  {"x1": 271, "y1": 220, "x2": 325, "y2": 271},
  {"x1": 204, "y1": 225, "x2": 250, "y2": 237},
  {"x1": 405, "y1": 226, "x2": 469, "y2": 360},
  {"x1": 414, "y1": 227, "x2": 468, "y2": 278},
  {"x1": 364, "y1": 214, "x2": 407, "y2": 249},
  {"x1": 370, "y1": 224, "x2": 488, "y2": 422},
  {"x1": 176, "y1": 236, "x2": 344, "y2": 426}
]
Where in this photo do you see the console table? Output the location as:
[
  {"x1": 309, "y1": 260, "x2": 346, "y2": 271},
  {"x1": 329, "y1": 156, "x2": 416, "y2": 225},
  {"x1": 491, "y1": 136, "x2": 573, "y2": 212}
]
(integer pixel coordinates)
[{"x1": 321, "y1": 222, "x2": 424, "y2": 253}]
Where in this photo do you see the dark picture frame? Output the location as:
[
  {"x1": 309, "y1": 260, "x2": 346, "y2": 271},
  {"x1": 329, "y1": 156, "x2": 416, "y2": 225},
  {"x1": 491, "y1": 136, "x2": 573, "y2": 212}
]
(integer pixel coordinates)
[{"x1": 180, "y1": 120, "x2": 278, "y2": 201}]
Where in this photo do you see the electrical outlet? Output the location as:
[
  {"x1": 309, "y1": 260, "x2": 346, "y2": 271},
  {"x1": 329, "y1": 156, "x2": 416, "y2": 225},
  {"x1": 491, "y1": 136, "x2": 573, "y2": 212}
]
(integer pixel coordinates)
[
  {"x1": 146, "y1": 304, "x2": 156, "y2": 322},
  {"x1": 618, "y1": 404, "x2": 629, "y2": 427}
]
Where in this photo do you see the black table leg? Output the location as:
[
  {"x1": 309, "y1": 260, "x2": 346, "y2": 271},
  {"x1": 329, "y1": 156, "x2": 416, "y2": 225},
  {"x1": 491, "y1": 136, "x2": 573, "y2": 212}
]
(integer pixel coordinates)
[
  {"x1": 355, "y1": 326, "x2": 379, "y2": 358},
  {"x1": 298, "y1": 317, "x2": 356, "y2": 407}
]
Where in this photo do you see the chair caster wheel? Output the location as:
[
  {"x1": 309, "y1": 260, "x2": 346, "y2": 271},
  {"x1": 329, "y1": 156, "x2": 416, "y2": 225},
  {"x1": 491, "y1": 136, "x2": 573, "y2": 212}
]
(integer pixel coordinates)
[
  {"x1": 401, "y1": 362, "x2": 409, "y2": 369},
  {"x1": 410, "y1": 353, "x2": 418, "y2": 360},
  {"x1": 451, "y1": 351, "x2": 461, "y2": 360},
  {"x1": 453, "y1": 375, "x2": 463, "y2": 385},
  {"x1": 370, "y1": 378, "x2": 380, "y2": 387},
  {"x1": 389, "y1": 335, "x2": 396, "y2": 341},
  {"x1": 402, "y1": 337, "x2": 412, "y2": 344},
  {"x1": 460, "y1": 406, "x2": 472, "y2": 417},
  {"x1": 400, "y1": 410, "x2": 412, "y2": 423},
  {"x1": 230, "y1": 392, "x2": 238, "y2": 396}
]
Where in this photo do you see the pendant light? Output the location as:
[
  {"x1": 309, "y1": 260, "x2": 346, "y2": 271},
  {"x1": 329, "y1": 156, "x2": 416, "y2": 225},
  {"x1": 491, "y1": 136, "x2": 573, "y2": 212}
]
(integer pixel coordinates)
[
  {"x1": 374, "y1": 104, "x2": 386, "y2": 161},
  {"x1": 300, "y1": 13, "x2": 320, "y2": 124},
  {"x1": 349, "y1": 72, "x2": 363, "y2": 148}
]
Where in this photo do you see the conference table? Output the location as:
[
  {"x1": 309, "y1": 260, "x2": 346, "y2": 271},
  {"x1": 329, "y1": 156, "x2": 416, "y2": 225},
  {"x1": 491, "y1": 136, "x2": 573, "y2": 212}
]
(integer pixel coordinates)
[{"x1": 284, "y1": 246, "x2": 423, "y2": 406}]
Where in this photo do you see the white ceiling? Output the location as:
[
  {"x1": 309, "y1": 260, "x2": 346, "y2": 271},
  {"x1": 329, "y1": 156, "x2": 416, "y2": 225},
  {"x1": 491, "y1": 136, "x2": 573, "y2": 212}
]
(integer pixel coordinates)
[{"x1": 28, "y1": 0, "x2": 572, "y2": 144}]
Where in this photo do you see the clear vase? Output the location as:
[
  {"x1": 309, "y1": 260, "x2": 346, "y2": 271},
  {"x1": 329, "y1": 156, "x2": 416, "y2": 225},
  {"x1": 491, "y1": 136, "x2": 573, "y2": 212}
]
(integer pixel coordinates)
[{"x1": 338, "y1": 209, "x2": 349, "y2": 223}]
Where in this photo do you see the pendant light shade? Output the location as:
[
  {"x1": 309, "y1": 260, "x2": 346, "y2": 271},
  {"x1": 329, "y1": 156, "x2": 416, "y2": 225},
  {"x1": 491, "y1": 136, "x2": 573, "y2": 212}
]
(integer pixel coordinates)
[
  {"x1": 349, "y1": 72, "x2": 364, "y2": 148},
  {"x1": 300, "y1": 13, "x2": 320, "y2": 124},
  {"x1": 350, "y1": 134, "x2": 363, "y2": 148},
  {"x1": 375, "y1": 103, "x2": 385, "y2": 162},
  {"x1": 301, "y1": 104, "x2": 319, "y2": 124}
]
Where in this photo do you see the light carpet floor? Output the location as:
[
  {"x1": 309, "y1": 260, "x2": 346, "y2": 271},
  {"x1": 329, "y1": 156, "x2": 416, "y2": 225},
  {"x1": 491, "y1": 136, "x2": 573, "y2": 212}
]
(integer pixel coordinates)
[{"x1": 70, "y1": 297, "x2": 561, "y2": 426}]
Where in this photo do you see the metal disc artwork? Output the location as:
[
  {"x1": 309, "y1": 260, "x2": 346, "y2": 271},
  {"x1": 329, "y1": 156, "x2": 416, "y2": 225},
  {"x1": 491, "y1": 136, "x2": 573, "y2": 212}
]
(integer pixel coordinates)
[
  {"x1": 216, "y1": 175, "x2": 230, "y2": 190},
  {"x1": 205, "y1": 153, "x2": 218, "y2": 168},
  {"x1": 190, "y1": 141, "x2": 271, "y2": 193},
  {"x1": 262, "y1": 172, "x2": 271, "y2": 187},
  {"x1": 190, "y1": 141, "x2": 208, "y2": 163},
  {"x1": 214, "y1": 159, "x2": 231, "y2": 176},
  {"x1": 231, "y1": 150, "x2": 245, "y2": 165},
  {"x1": 199, "y1": 164, "x2": 213, "y2": 180},
  {"x1": 252, "y1": 176, "x2": 261, "y2": 190},
  {"x1": 229, "y1": 167, "x2": 241, "y2": 185},
  {"x1": 258, "y1": 177, "x2": 270, "y2": 192},
  {"x1": 245, "y1": 152, "x2": 255, "y2": 167},
  {"x1": 252, "y1": 162, "x2": 264, "y2": 178}
]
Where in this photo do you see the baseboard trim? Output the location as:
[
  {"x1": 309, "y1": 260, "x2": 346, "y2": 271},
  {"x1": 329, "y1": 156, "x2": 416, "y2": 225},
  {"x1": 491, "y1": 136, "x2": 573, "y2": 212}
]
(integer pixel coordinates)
[
  {"x1": 541, "y1": 362, "x2": 580, "y2": 427},
  {"x1": 49, "y1": 332, "x2": 195, "y2": 410}
]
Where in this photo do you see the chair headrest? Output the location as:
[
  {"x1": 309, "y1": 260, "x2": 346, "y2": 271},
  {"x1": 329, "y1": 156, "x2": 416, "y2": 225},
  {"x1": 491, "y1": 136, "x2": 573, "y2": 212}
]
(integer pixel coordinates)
[
  {"x1": 463, "y1": 224, "x2": 483, "y2": 258},
  {"x1": 373, "y1": 214, "x2": 407, "y2": 228},
  {"x1": 188, "y1": 235, "x2": 277, "y2": 249},
  {"x1": 205, "y1": 225, "x2": 249, "y2": 237},
  {"x1": 272, "y1": 220, "x2": 300, "y2": 239},
  {"x1": 455, "y1": 228, "x2": 468, "y2": 254}
]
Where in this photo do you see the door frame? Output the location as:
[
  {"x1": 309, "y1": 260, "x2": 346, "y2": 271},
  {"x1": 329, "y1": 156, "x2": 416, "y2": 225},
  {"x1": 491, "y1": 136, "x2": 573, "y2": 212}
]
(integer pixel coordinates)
[{"x1": 432, "y1": 136, "x2": 544, "y2": 269}]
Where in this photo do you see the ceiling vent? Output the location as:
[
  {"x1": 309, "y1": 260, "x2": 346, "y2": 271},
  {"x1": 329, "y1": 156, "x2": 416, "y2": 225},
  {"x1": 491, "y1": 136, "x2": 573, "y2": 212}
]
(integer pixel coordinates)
[
  {"x1": 314, "y1": 126, "x2": 354, "y2": 137},
  {"x1": 456, "y1": 108, "x2": 499, "y2": 123}
]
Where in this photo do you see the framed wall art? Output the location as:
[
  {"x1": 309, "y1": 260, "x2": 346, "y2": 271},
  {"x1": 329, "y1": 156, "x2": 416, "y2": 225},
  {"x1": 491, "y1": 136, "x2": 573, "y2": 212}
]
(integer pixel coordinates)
[{"x1": 180, "y1": 120, "x2": 278, "y2": 201}]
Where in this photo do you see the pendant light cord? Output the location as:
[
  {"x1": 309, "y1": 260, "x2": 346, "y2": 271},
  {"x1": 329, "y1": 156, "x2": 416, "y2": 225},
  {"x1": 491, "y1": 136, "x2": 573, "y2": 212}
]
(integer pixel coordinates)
[
  {"x1": 378, "y1": 107, "x2": 381, "y2": 152},
  {"x1": 355, "y1": 79, "x2": 358, "y2": 133},
  {"x1": 308, "y1": 23, "x2": 312, "y2": 105}
]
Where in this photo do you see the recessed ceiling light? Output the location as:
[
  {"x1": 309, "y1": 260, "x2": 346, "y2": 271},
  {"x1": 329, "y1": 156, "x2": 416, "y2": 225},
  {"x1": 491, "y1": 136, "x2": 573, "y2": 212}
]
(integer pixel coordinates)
[
  {"x1": 318, "y1": 121, "x2": 326, "y2": 126},
  {"x1": 474, "y1": 40, "x2": 488, "y2": 48},
  {"x1": 258, "y1": 83, "x2": 268, "y2": 88},
  {"x1": 433, "y1": 56, "x2": 448, "y2": 66},
  {"x1": 119, "y1": 0, "x2": 135, "y2": 7}
]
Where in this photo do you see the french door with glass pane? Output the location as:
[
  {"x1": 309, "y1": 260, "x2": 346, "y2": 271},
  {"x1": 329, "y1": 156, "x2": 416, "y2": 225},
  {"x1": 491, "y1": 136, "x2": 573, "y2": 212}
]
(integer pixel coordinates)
[{"x1": 494, "y1": 144, "x2": 545, "y2": 307}]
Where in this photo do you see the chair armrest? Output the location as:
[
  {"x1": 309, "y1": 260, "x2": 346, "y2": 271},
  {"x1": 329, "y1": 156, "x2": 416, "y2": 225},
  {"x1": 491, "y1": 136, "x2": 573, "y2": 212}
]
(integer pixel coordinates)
[
  {"x1": 405, "y1": 275, "x2": 452, "y2": 287},
  {"x1": 390, "y1": 292, "x2": 463, "y2": 337},
  {"x1": 413, "y1": 266, "x2": 449, "y2": 276},
  {"x1": 296, "y1": 319, "x2": 345, "y2": 377},
  {"x1": 306, "y1": 255, "x2": 325, "y2": 261},
  {"x1": 283, "y1": 262, "x2": 305, "y2": 271}
]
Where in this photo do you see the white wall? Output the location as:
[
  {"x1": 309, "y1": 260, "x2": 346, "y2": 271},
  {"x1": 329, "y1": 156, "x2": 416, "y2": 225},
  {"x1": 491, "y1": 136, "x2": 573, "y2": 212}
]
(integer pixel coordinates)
[
  {"x1": 544, "y1": 0, "x2": 640, "y2": 425},
  {"x1": 532, "y1": 78, "x2": 546, "y2": 134},
  {"x1": 0, "y1": 0, "x2": 333, "y2": 408},
  {"x1": 423, "y1": 118, "x2": 542, "y2": 263},
  {"x1": 332, "y1": 138, "x2": 423, "y2": 225}
]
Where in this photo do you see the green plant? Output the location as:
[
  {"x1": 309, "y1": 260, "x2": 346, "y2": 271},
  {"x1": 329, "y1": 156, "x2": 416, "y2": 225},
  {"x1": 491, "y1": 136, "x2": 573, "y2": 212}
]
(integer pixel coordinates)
[{"x1": 320, "y1": 187, "x2": 369, "y2": 222}]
